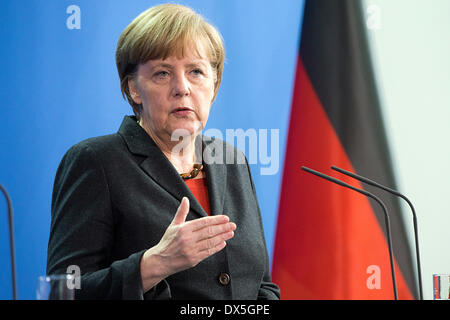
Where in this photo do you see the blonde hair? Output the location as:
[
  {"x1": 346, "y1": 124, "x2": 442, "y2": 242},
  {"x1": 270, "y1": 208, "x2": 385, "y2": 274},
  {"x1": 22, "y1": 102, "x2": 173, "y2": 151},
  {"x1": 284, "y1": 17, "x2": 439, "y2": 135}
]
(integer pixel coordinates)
[{"x1": 116, "y1": 4, "x2": 225, "y2": 116}]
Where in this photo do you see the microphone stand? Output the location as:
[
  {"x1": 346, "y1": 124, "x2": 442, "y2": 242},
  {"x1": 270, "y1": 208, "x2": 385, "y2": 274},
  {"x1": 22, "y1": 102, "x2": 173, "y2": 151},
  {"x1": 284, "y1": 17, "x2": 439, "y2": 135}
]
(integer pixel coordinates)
[
  {"x1": 330, "y1": 165, "x2": 423, "y2": 300},
  {"x1": 0, "y1": 184, "x2": 17, "y2": 300},
  {"x1": 301, "y1": 166, "x2": 398, "y2": 300}
]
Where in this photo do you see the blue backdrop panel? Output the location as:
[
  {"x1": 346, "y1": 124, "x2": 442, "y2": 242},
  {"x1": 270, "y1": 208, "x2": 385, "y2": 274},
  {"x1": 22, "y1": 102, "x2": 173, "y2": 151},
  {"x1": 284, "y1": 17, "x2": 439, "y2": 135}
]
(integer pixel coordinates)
[{"x1": 0, "y1": 0, "x2": 304, "y2": 299}]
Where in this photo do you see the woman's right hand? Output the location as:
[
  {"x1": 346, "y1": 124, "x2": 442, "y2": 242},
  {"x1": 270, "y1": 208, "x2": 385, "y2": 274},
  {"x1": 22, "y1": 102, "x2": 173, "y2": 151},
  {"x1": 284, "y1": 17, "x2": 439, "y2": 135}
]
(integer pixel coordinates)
[{"x1": 140, "y1": 197, "x2": 236, "y2": 292}]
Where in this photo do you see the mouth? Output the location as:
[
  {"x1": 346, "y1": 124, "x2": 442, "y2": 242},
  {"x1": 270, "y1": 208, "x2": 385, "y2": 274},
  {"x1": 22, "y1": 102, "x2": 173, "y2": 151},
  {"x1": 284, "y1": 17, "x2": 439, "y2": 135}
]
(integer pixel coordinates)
[{"x1": 171, "y1": 107, "x2": 194, "y2": 116}]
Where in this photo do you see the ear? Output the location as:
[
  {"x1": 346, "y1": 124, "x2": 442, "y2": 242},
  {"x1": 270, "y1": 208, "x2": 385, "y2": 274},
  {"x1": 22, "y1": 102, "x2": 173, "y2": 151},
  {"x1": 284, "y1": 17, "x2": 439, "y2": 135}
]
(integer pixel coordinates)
[{"x1": 128, "y1": 78, "x2": 142, "y2": 104}]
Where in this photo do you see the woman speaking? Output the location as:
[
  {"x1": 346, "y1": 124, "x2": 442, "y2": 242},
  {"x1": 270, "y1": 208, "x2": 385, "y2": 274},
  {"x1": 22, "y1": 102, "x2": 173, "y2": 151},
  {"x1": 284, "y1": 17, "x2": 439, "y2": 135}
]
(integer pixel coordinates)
[{"x1": 46, "y1": 3, "x2": 280, "y2": 300}]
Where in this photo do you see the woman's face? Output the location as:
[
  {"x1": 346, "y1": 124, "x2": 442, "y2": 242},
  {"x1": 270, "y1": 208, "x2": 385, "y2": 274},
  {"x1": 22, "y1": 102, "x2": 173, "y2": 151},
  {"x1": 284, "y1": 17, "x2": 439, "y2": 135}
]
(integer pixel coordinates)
[{"x1": 129, "y1": 44, "x2": 216, "y2": 143}]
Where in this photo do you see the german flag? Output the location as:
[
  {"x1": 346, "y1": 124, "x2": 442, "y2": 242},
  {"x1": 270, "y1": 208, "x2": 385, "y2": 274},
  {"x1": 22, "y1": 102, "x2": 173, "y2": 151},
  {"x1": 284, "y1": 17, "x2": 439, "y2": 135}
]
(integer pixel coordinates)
[{"x1": 272, "y1": 0, "x2": 417, "y2": 299}]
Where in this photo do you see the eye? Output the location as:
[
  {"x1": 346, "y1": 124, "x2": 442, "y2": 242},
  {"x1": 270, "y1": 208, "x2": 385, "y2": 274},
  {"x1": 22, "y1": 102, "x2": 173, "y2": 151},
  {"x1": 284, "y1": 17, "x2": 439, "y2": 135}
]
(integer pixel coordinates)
[
  {"x1": 191, "y1": 68, "x2": 204, "y2": 76},
  {"x1": 153, "y1": 70, "x2": 169, "y2": 79}
]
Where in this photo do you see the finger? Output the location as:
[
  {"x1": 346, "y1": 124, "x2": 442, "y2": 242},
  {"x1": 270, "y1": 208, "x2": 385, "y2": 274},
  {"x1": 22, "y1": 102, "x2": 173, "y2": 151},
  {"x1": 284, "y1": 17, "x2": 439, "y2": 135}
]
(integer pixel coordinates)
[
  {"x1": 197, "y1": 239, "x2": 228, "y2": 261},
  {"x1": 187, "y1": 215, "x2": 230, "y2": 232},
  {"x1": 171, "y1": 197, "x2": 190, "y2": 225},
  {"x1": 195, "y1": 222, "x2": 236, "y2": 242},
  {"x1": 197, "y1": 230, "x2": 235, "y2": 252}
]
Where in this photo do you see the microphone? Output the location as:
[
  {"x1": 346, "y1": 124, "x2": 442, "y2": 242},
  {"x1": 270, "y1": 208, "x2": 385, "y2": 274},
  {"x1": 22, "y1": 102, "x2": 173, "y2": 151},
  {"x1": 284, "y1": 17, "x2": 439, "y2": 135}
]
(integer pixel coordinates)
[
  {"x1": 301, "y1": 166, "x2": 398, "y2": 300},
  {"x1": 0, "y1": 184, "x2": 17, "y2": 300},
  {"x1": 330, "y1": 165, "x2": 423, "y2": 300}
]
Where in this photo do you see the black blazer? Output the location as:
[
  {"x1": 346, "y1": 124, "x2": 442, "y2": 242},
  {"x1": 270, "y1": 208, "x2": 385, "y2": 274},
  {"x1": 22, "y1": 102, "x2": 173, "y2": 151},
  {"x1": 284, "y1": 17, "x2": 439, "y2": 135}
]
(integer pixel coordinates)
[{"x1": 46, "y1": 115, "x2": 280, "y2": 300}]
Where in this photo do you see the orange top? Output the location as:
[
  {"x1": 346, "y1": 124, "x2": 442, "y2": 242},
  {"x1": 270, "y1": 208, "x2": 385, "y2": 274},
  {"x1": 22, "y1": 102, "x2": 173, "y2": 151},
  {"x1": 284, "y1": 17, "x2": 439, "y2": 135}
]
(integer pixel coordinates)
[{"x1": 184, "y1": 178, "x2": 211, "y2": 216}]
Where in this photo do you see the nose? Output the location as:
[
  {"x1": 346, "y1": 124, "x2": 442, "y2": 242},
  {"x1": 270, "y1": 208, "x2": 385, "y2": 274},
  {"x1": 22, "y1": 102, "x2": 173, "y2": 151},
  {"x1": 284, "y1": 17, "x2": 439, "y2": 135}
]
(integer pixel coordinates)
[{"x1": 171, "y1": 72, "x2": 190, "y2": 97}]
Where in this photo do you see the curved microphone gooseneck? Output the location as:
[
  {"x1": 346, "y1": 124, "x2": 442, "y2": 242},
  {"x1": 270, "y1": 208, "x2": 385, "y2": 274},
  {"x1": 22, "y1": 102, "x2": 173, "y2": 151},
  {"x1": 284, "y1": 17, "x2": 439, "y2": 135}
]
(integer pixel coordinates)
[
  {"x1": 330, "y1": 165, "x2": 423, "y2": 300},
  {"x1": 301, "y1": 166, "x2": 398, "y2": 300},
  {"x1": 0, "y1": 184, "x2": 17, "y2": 300}
]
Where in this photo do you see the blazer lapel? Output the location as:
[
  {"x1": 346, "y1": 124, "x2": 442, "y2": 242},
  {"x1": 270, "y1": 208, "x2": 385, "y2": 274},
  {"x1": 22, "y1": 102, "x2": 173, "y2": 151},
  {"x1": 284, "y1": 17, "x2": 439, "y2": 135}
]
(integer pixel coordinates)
[
  {"x1": 202, "y1": 136, "x2": 227, "y2": 216},
  {"x1": 118, "y1": 116, "x2": 207, "y2": 218}
]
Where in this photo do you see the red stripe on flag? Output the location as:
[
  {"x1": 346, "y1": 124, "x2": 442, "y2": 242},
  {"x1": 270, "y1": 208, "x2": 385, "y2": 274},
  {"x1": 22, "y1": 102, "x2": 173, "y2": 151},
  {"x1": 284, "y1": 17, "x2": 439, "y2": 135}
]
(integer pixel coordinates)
[{"x1": 272, "y1": 57, "x2": 413, "y2": 300}]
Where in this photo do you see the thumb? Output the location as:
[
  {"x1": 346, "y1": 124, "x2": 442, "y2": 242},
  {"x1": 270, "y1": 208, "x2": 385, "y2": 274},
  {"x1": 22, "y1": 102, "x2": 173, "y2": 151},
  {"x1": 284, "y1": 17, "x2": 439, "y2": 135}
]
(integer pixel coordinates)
[{"x1": 172, "y1": 197, "x2": 190, "y2": 225}]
